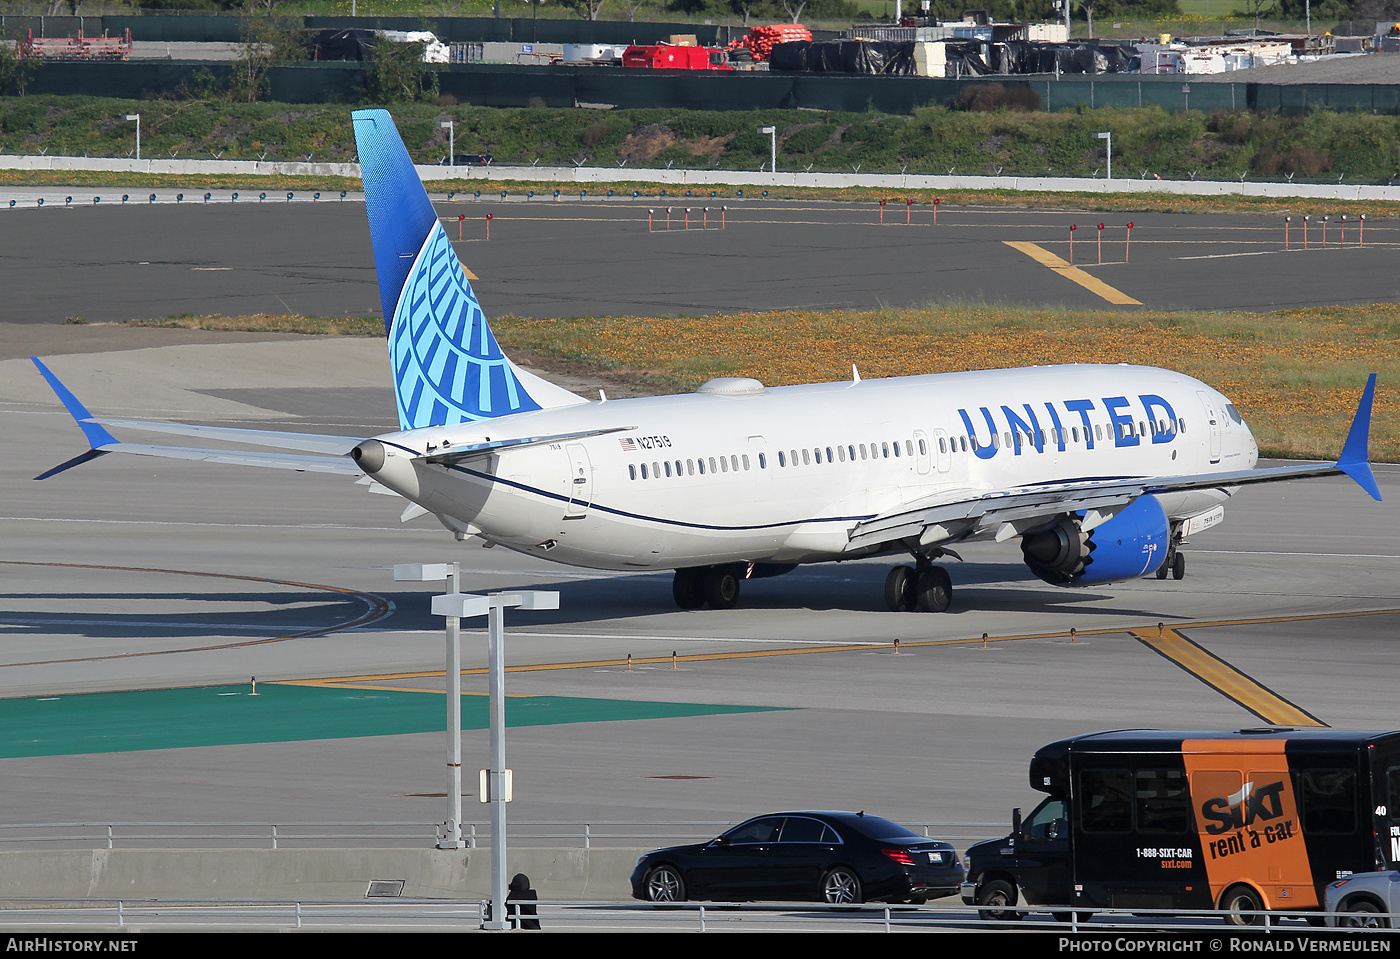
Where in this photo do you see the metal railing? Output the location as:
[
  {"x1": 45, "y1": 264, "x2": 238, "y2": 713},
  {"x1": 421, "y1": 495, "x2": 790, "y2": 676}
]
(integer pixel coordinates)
[
  {"x1": 0, "y1": 820, "x2": 1005, "y2": 850},
  {"x1": 0, "y1": 897, "x2": 1385, "y2": 932}
]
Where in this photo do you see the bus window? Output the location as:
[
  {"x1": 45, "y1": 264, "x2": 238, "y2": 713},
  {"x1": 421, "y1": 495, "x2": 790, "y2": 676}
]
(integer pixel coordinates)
[
  {"x1": 1136, "y1": 769, "x2": 1192, "y2": 834},
  {"x1": 1024, "y1": 798, "x2": 1068, "y2": 840},
  {"x1": 1080, "y1": 769, "x2": 1132, "y2": 832},
  {"x1": 1299, "y1": 768, "x2": 1356, "y2": 833}
]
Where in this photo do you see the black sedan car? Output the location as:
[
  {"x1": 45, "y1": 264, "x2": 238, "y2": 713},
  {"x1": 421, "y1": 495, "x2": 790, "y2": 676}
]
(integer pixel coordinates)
[{"x1": 629, "y1": 810, "x2": 963, "y2": 905}]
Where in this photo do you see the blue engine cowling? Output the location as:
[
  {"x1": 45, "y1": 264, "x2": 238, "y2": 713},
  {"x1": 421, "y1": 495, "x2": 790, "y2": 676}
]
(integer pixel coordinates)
[{"x1": 1020, "y1": 496, "x2": 1169, "y2": 586}]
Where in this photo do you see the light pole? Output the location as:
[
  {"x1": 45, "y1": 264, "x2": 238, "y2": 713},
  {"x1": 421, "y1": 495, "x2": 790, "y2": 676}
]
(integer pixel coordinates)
[
  {"x1": 124, "y1": 113, "x2": 140, "y2": 161},
  {"x1": 427, "y1": 584, "x2": 560, "y2": 930},
  {"x1": 395, "y1": 563, "x2": 467, "y2": 849},
  {"x1": 1093, "y1": 131, "x2": 1112, "y2": 180},
  {"x1": 758, "y1": 125, "x2": 776, "y2": 174},
  {"x1": 437, "y1": 119, "x2": 454, "y2": 168}
]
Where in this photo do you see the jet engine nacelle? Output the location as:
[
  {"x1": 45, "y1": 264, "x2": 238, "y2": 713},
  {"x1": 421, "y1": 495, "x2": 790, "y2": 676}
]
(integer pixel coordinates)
[{"x1": 1020, "y1": 495, "x2": 1169, "y2": 586}]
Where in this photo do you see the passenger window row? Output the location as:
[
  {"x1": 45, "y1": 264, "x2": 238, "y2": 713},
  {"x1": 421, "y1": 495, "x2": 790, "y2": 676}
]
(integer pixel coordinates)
[
  {"x1": 624, "y1": 416, "x2": 1190, "y2": 481},
  {"x1": 941, "y1": 417, "x2": 1187, "y2": 454},
  {"x1": 628, "y1": 452, "x2": 758, "y2": 481},
  {"x1": 776, "y1": 438, "x2": 917, "y2": 468}
]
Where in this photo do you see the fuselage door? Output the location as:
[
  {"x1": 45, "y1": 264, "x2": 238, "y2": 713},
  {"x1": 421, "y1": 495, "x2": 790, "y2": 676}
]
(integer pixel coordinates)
[
  {"x1": 564, "y1": 443, "x2": 592, "y2": 519},
  {"x1": 928, "y1": 429, "x2": 951, "y2": 474},
  {"x1": 1197, "y1": 392, "x2": 1222, "y2": 464}
]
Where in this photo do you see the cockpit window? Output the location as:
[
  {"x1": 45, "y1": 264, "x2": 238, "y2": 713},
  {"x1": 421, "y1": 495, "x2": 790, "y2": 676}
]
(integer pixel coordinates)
[{"x1": 1225, "y1": 404, "x2": 1243, "y2": 425}]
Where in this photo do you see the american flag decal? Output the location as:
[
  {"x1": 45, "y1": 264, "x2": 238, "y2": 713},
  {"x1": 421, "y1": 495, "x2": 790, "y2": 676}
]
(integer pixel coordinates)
[{"x1": 619, "y1": 437, "x2": 637, "y2": 451}]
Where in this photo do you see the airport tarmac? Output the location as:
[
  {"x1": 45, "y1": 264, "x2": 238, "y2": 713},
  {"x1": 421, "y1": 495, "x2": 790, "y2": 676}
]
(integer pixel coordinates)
[
  {"x1": 0, "y1": 198, "x2": 1397, "y2": 855},
  {"x1": 1, "y1": 195, "x2": 1397, "y2": 329}
]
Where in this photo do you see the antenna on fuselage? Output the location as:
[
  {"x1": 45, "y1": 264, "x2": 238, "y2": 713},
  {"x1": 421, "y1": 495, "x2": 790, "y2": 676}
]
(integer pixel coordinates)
[{"x1": 852, "y1": 364, "x2": 861, "y2": 383}]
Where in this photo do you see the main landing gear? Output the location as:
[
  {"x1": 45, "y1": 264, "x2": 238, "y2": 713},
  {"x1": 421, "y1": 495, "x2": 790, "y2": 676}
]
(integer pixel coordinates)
[
  {"x1": 1155, "y1": 535, "x2": 1188, "y2": 581},
  {"x1": 885, "y1": 563, "x2": 952, "y2": 613},
  {"x1": 673, "y1": 565, "x2": 741, "y2": 610}
]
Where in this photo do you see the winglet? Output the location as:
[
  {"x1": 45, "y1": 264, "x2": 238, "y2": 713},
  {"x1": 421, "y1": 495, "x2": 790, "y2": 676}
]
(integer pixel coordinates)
[
  {"x1": 32, "y1": 357, "x2": 119, "y2": 450},
  {"x1": 1336, "y1": 372, "x2": 1381, "y2": 502}
]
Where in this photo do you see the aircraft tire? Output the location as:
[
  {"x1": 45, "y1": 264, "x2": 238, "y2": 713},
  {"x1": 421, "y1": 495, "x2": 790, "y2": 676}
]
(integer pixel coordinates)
[
  {"x1": 1156, "y1": 558, "x2": 1170, "y2": 580},
  {"x1": 672, "y1": 568, "x2": 706, "y2": 609},
  {"x1": 705, "y1": 566, "x2": 741, "y2": 609},
  {"x1": 914, "y1": 566, "x2": 952, "y2": 613},
  {"x1": 1172, "y1": 552, "x2": 1186, "y2": 580},
  {"x1": 884, "y1": 566, "x2": 916, "y2": 612}
]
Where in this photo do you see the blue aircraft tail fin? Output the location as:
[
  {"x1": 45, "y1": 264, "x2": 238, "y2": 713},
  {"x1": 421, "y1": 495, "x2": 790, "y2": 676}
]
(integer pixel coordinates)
[
  {"x1": 352, "y1": 109, "x2": 578, "y2": 431},
  {"x1": 1336, "y1": 372, "x2": 1381, "y2": 502}
]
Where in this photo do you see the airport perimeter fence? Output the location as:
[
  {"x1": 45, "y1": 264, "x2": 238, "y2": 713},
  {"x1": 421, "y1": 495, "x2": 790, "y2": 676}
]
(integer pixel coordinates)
[
  {"x1": 0, "y1": 13, "x2": 737, "y2": 45},
  {"x1": 0, "y1": 820, "x2": 1006, "y2": 850},
  {"x1": 13, "y1": 58, "x2": 1400, "y2": 116}
]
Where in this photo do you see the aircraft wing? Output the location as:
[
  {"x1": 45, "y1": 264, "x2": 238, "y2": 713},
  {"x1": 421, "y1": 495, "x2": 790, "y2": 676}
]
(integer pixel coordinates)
[
  {"x1": 848, "y1": 374, "x2": 1381, "y2": 552},
  {"x1": 32, "y1": 357, "x2": 362, "y2": 480}
]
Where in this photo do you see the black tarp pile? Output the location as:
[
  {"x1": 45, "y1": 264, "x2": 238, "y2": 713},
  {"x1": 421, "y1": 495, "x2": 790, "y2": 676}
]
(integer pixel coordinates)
[
  {"x1": 304, "y1": 28, "x2": 377, "y2": 62},
  {"x1": 946, "y1": 40, "x2": 1137, "y2": 76},
  {"x1": 769, "y1": 39, "x2": 916, "y2": 75}
]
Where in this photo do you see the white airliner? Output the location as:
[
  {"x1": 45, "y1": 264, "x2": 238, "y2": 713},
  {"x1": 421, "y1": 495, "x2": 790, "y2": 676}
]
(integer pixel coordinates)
[{"x1": 32, "y1": 109, "x2": 1383, "y2": 613}]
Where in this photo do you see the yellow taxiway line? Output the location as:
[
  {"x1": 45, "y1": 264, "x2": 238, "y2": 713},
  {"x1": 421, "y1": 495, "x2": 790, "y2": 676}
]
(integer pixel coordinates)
[
  {"x1": 1003, "y1": 240, "x2": 1142, "y2": 305},
  {"x1": 1131, "y1": 626, "x2": 1326, "y2": 727}
]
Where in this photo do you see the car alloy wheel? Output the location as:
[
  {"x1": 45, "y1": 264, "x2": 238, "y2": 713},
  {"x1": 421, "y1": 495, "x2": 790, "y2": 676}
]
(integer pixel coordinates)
[
  {"x1": 822, "y1": 867, "x2": 862, "y2": 904},
  {"x1": 646, "y1": 865, "x2": 685, "y2": 903}
]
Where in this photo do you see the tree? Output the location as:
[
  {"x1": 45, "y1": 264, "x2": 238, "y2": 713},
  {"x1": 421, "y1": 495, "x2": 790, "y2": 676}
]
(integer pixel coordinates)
[
  {"x1": 779, "y1": 0, "x2": 808, "y2": 22},
  {"x1": 365, "y1": 36, "x2": 440, "y2": 103},
  {"x1": 559, "y1": 0, "x2": 610, "y2": 19},
  {"x1": 229, "y1": 8, "x2": 307, "y2": 103},
  {"x1": 0, "y1": 34, "x2": 40, "y2": 95}
]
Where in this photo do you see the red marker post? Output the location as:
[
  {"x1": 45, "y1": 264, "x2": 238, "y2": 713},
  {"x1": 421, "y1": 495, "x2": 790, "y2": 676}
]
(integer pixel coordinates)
[
  {"x1": 684, "y1": 208, "x2": 690, "y2": 230},
  {"x1": 1069, "y1": 223, "x2": 1076, "y2": 264},
  {"x1": 1125, "y1": 221, "x2": 1133, "y2": 262},
  {"x1": 1360, "y1": 213, "x2": 1366, "y2": 247},
  {"x1": 1322, "y1": 215, "x2": 1329, "y2": 247},
  {"x1": 1097, "y1": 223, "x2": 1105, "y2": 264},
  {"x1": 879, "y1": 199, "x2": 886, "y2": 225},
  {"x1": 1303, "y1": 215, "x2": 1309, "y2": 249},
  {"x1": 1340, "y1": 214, "x2": 1347, "y2": 247},
  {"x1": 1284, "y1": 216, "x2": 1290, "y2": 251},
  {"x1": 906, "y1": 198, "x2": 913, "y2": 225},
  {"x1": 485, "y1": 212, "x2": 492, "y2": 240},
  {"x1": 648, "y1": 209, "x2": 654, "y2": 232},
  {"x1": 933, "y1": 197, "x2": 940, "y2": 226}
]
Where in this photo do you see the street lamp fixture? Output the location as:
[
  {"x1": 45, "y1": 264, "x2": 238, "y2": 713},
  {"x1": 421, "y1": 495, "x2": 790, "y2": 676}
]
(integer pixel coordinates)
[
  {"x1": 1093, "y1": 131, "x2": 1112, "y2": 180},
  {"x1": 758, "y1": 126, "x2": 777, "y2": 174},
  {"x1": 437, "y1": 120, "x2": 454, "y2": 167},
  {"x1": 124, "y1": 113, "x2": 140, "y2": 161},
  {"x1": 397, "y1": 561, "x2": 559, "y2": 931}
]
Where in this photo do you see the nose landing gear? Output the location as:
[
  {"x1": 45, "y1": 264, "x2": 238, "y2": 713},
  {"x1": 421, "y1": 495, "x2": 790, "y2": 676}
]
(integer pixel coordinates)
[{"x1": 885, "y1": 563, "x2": 952, "y2": 612}]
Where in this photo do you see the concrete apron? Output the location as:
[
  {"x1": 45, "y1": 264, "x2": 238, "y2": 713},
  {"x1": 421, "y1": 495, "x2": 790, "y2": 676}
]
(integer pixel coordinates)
[{"x1": 0, "y1": 847, "x2": 644, "y2": 903}]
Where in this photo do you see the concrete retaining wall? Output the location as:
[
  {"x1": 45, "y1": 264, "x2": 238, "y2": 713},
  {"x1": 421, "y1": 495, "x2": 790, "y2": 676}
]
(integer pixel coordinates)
[
  {"x1": 0, "y1": 847, "x2": 643, "y2": 903},
  {"x1": 1, "y1": 153, "x2": 1397, "y2": 203}
]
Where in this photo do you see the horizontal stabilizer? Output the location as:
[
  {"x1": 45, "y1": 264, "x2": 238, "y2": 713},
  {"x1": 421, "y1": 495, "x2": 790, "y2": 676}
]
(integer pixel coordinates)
[
  {"x1": 419, "y1": 425, "x2": 635, "y2": 466},
  {"x1": 90, "y1": 419, "x2": 364, "y2": 456}
]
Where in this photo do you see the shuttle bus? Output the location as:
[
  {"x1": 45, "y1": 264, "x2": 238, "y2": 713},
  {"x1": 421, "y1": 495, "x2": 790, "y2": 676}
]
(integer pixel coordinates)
[{"x1": 961, "y1": 728, "x2": 1400, "y2": 925}]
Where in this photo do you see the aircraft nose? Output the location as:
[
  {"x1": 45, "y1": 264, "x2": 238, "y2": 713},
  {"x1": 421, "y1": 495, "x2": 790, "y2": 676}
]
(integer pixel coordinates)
[{"x1": 351, "y1": 440, "x2": 386, "y2": 474}]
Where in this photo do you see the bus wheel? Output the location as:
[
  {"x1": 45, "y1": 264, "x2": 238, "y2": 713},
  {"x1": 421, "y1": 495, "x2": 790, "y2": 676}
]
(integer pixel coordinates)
[
  {"x1": 1220, "y1": 884, "x2": 1265, "y2": 927},
  {"x1": 1339, "y1": 900, "x2": 1389, "y2": 928},
  {"x1": 975, "y1": 879, "x2": 1021, "y2": 922}
]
